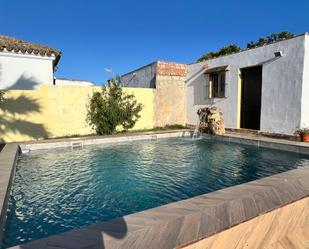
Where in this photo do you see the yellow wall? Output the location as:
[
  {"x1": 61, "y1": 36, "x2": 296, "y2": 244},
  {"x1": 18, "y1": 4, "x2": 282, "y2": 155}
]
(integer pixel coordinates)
[
  {"x1": 0, "y1": 85, "x2": 155, "y2": 142},
  {"x1": 237, "y1": 70, "x2": 242, "y2": 128}
]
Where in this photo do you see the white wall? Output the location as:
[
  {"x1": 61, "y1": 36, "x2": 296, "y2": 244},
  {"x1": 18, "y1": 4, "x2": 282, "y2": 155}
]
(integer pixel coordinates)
[
  {"x1": 0, "y1": 50, "x2": 55, "y2": 90},
  {"x1": 301, "y1": 34, "x2": 309, "y2": 128},
  {"x1": 55, "y1": 78, "x2": 94, "y2": 86},
  {"x1": 187, "y1": 35, "x2": 306, "y2": 135}
]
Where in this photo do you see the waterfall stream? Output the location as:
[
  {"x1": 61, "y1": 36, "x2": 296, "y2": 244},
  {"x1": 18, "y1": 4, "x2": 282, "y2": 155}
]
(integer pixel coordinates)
[{"x1": 192, "y1": 121, "x2": 200, "y2": 139}]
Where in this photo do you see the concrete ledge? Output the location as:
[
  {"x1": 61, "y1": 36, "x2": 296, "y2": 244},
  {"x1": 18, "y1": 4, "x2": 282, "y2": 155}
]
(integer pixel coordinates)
[
  {"x1": 0, "y1": 144, "x2": 20, "y2": 246},
  {"x1": 20, "y1": 130, "x2": 191, "y2": 152},
  {"x1": 202, "y1": 133, "x2": 309, "y2": 154}
]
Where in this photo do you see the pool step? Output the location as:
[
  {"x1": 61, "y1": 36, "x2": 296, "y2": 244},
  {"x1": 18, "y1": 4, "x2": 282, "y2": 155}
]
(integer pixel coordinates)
[{"x1": 71, "y1": 141, "x2": 83, "y2": 149}]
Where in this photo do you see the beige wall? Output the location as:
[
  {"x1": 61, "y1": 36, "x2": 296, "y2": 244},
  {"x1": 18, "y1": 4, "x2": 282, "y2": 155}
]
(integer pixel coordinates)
[
  {"x1": 0, "y1": 85, "x2": 155, "y2": 143},
  {"x1": 154, "y1": 75, "x2": 186, "y2": 127},
  {"x1": 153, "y1": 61, "x2": 187, "y2": 127}
]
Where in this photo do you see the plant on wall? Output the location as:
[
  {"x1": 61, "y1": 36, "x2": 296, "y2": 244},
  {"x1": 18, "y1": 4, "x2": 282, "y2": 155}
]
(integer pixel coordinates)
[
  {"x1": 247, "y1": 31, "x2": 295, "y2": 49},
  {"x1": 197, "y1": 31, "x2": 295, "y2": 62},
  {"x1": 197, "y1": 44, "x2": 241, "y2": 62},
  {"x1": 87, "y1": 77, "x2": 143, "y2": 135}
]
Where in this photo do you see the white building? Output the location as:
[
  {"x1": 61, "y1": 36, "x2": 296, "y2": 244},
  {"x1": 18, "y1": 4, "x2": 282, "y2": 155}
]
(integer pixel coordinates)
[
  {"x1": 122, "y1": 33, "x2": 309, "y2": 135},
  {"x1": 187, "y1": 33, "x2": 309, "y2": 135},
  {"x1": 0, "y1": 35, "x2": 61, "y2": 90},
  {"x1": 54, "y1": 78, "x2": 94, "y2": 87},
  {"x1": 0, "y1": 35, "x2": 93, "y2": 90}
]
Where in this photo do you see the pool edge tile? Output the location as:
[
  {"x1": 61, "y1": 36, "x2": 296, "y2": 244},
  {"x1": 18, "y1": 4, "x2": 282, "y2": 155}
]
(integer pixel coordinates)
[{"x1": 0, "y1": 144, "x2": 20, "y2": 247}]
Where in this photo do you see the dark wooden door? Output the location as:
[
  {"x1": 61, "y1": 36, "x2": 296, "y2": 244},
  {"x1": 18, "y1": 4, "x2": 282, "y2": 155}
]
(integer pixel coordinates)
[{"x1": 241, "y1": 66, "x2": 262, "y2": 130}]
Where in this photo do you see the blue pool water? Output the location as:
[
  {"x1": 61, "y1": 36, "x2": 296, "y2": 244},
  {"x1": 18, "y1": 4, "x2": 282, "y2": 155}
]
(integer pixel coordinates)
[{"x1": 2, "y1": 137, "x2": 309, "y2": 247}]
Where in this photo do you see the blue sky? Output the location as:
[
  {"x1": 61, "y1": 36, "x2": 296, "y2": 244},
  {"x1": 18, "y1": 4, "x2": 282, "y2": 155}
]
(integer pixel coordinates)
[{"x1": 1, "y1": 0, "x2": 308, "y2": 85}]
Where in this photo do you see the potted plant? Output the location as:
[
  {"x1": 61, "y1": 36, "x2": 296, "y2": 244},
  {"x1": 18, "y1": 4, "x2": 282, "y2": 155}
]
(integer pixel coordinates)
[{"x1": 294, "y1": 127, "x2": 309, "y2": 142}]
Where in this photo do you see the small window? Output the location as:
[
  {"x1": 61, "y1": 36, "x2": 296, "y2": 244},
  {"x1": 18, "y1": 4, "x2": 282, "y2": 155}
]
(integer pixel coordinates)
[{"x1": 209, "y1": 72, "x2": 226, "y2": 98}]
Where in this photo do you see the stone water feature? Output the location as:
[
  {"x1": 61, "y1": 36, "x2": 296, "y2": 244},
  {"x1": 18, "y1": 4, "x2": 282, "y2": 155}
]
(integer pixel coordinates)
[{"x1": 196, "y1": 106, "x2": 225, "y2": 135}]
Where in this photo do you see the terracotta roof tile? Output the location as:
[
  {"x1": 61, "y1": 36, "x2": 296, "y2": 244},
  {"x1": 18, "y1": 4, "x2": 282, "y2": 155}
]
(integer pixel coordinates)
[{"x1": 0, "y1": 35, "x2": 61, "y2": 66}]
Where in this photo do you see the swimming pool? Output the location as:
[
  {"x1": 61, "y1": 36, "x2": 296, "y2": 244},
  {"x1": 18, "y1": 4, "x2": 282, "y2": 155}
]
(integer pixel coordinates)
[{"x1": 2, "y1": 137, "x2": 309, "y2": 248}]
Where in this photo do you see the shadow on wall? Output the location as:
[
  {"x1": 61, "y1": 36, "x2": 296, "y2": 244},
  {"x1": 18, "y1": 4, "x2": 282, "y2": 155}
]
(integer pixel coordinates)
[
  {"x1": 0, "y1": 79, "x2": 49, "y2": 143},
  {"x1": 188, "y1": 71, "x2": 215, "y2": 106},
  {"x1": 187, "y1": 69, "x2": 227, "y2": 106},
  {"x1": 6, "y1": 73, "x2": 41, "y2": 90}
]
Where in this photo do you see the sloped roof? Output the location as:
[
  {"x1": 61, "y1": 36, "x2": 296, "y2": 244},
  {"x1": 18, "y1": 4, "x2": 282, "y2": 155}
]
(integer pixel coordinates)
[
  {"x1": 204, "y1": 65, "x2": 230, "y2": 74},
  {"x1": 0, "y1": 35, "x2": 61, "y2": 67}
]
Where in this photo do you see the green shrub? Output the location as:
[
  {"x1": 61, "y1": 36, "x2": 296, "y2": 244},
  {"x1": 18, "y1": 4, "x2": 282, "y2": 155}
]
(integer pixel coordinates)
[{"x1": 87, "y1": 79, "x2": 143, "y2": 135}]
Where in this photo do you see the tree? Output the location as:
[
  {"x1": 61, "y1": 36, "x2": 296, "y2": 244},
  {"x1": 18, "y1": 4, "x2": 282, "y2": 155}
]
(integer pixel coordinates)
[
  {"x1": 256, "y1": 37, "x2": 267, "y2": 46},
  {"x1": 197, "y1": 44, "x2": 241, "y2": 62},
  {"x1": 278, "y1": 31, "x2": 294, "y2": 40},
  {"x1": 218, "y1": 44, "x2": 241, "y2": 56},
  {"x1": 87, "y1": 78, "x2": 143, "y2": 135}
]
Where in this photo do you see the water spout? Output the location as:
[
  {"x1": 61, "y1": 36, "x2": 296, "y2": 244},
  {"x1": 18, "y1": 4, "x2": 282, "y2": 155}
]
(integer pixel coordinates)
[{"x1": 192, "y1": 121, "x2": 200, "y2": 139}]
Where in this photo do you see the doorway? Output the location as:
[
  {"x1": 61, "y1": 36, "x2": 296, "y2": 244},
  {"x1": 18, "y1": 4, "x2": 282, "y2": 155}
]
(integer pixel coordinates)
[{"x1": 240, "y1": 66, "x2": 262, "y2": 130}]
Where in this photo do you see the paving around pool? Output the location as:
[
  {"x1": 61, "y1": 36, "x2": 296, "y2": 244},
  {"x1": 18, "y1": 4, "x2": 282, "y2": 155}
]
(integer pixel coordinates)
[{"x1": 0, "y1": 130, "x2": 308, "y2": 249}]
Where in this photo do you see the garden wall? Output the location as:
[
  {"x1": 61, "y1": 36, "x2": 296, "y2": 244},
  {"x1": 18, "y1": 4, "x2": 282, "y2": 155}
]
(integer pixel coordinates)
[
  {"x1": 0, "y1": 85, "x2": 155, "y2": 143},
  {"x1": 154, "y1": 61, "x2": 187, "y2": 127}
]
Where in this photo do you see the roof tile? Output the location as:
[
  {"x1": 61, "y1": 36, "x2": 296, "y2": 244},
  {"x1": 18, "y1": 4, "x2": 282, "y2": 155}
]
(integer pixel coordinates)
[{"x1": 0, "y1": 35, "x2": 61, "y2": 65}]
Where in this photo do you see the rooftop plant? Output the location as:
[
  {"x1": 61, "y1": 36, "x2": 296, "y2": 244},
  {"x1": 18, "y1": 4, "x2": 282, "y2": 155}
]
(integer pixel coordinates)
[
  {"x1": 197, "y1": 44, "x2": 241, "y2": 62},
  {"x1": 87, "y1": 76, "x2": 143, "y2": 135},
  {"x1": 197, "y1": 31, "x2": 295, "y2": 62},
  {"x1": 247, "y1": 31, "x2": 295, "y2": 48}
]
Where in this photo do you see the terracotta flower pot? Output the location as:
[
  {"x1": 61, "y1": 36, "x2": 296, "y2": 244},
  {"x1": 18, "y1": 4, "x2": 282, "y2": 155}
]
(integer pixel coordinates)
[{"x1": 300, "y1": 134, "x2": 309, "y2": 142}]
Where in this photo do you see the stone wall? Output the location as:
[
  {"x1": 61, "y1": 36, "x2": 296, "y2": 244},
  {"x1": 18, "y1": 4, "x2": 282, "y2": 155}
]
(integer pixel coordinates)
[
  {"x1": 120, "y1": 61, "x2": 188, "y2": 127},
  {"x1": 154, "y1": 62, "x2": 187, "y2": 126}
]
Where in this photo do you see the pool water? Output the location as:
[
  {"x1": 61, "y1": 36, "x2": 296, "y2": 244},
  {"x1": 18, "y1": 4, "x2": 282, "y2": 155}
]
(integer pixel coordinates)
[{"x1": 2, "y1": 137, "x2": 309, "y2": 247}]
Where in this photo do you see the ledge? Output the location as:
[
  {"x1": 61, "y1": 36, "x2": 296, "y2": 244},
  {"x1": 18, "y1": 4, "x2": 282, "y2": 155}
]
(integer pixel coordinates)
[
  {"x1": 202, "y1": 133, "x2": 309, "y2": 154},
  {"x1": 0, "y1": 144, "x2": 20, "y2": 246},
  {"x1": 20, "y1": 130, "x2": 191, "y2": 151}
]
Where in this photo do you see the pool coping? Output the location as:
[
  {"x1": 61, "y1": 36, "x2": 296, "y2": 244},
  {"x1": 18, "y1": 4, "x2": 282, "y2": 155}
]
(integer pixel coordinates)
[
  {"x1": 0, "y1": 144, "x2": 20, "y2": 247},
  {"x1": 19, "y1": 129, "x2": 191, "y2": 152},
  {"x1": 203, "y1": 132, "x2": 309, "y2": 155},
  {"x1": 0, "y1": 132, "x2": 308, "y2": 249}
]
